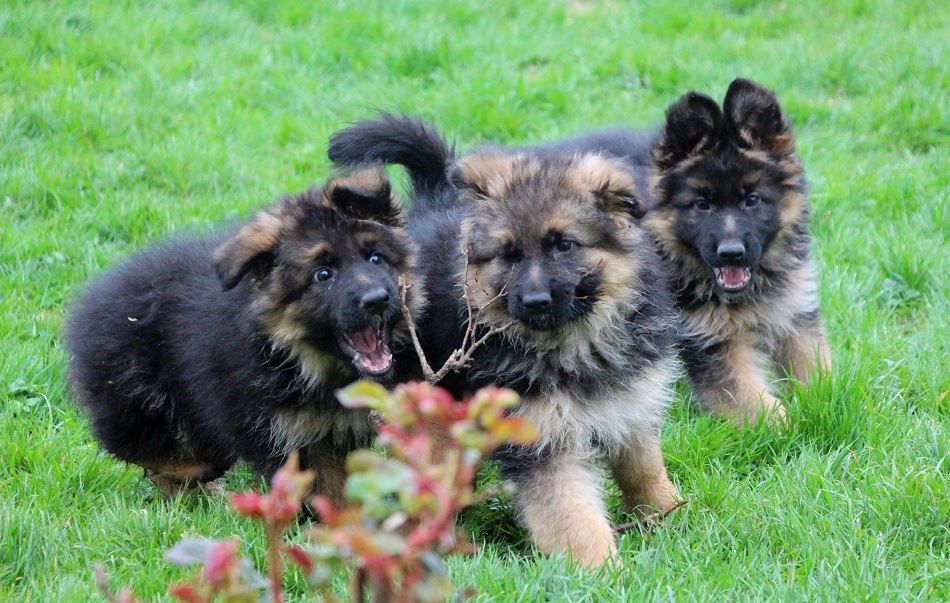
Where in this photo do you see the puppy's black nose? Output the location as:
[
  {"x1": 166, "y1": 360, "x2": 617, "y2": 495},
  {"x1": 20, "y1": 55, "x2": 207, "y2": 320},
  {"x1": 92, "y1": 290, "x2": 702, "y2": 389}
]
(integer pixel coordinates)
[
  {"x1": 360, "y1": 288, "x2": 390, "y2": 314},
  {"x1": 717, "y1": 241, "x2": 746, "y2": 261},
  {"x1": 521, "y1": 291, "x2": 552, "y2": 311}
]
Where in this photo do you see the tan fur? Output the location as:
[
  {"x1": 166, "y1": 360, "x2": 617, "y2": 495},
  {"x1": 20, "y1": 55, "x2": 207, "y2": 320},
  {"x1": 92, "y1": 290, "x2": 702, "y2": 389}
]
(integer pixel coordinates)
[
  {"x1": 778, "y1": 190, "x2": 808, "y2": 228},
  {"x1": 453, "y1": 152, "x2": 517, "y2": 199},
  {"x1": 144, "y1": 460, "x2": 218, "y2": 497},
  {"x1": 514, "y1": 362, "x2": 675, "y2": 457},
  {"x1": 303, "y1": 441, "x2": 350, "y2": 507},
  {"x1": 212, "y1": 211, "x2": 283, "y2": 279},
  {"x1": 303, "y1": 242, "x2": 330, "y2": 263},
  {"x1": 517, "y1": 453, "x2": 617, "y2": 568},
  {"x1": 585, "y1": 247, "x2": 638, "y2": 303},
  {"x1": 322, "y1": 166, "x2": 390, "y2": 203},
  {"x1": 608, "y1": 435, "x2": 679, "y2": 516},
  {"x1": 269, "y1": 402, "x2": 373, "y2": 458},
  {"x1": 703, "y1": 336, "x2": 785, "y2": 426},
  {"x1": 777, "y1": 322, "x2": 832, "y2": 383},
  {"x1": 681, "y1": 264, "x2": 819, "y2": 342}
]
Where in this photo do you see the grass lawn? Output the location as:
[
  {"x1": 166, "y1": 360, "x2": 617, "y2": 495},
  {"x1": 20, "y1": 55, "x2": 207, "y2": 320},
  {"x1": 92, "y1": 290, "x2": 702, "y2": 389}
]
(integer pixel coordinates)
[{"x1": 1, "y1": 0, "x2": 947, "y2": 600}]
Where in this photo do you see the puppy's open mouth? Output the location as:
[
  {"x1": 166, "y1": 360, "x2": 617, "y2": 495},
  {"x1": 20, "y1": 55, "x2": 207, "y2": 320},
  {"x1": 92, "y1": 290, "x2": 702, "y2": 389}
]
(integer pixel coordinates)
[
  {"x1": 714, "y1": 266, "x2": 752, "y2": 291},
  {"x1": 338, "y1": 322, "x2": 393, "y2": 376}
]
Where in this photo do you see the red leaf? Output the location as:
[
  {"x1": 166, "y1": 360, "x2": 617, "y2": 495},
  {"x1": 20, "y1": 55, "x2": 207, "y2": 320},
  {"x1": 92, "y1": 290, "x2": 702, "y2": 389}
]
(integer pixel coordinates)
[
  {"x1": 229, "y1": 492, "x2": 265, "y2": 518},
  {"x1": 311, "y1": 496, "x2": 339, "y2": 525},
  {"x1": 284, "y1": 544, "x2": 314, "y2": 573},
  {"x1": 169, "y1": 583, "x2": 204, "y2": 603},
  {"x1": 201, "y1": 539, "x2": 239, "y2": 585}
]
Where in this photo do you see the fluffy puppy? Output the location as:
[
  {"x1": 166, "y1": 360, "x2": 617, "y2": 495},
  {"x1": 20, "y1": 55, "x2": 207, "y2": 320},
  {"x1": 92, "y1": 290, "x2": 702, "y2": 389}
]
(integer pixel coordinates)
[
  {"x1": 65, "y1": 167, "x2": 423, "y2": 500},
  {"x1": 518, "y1": 79, "x2": 832, "y2": 425},
  {"x1": 649, "y1": 79, "x2": 831, "y2": 424},
  {"x1": 329, "y1": 115, "x2": 680, "y2": 567}
]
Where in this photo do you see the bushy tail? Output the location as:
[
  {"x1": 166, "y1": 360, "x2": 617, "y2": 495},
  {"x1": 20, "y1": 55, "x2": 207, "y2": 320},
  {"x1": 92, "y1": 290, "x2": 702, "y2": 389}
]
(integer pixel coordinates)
[{"x1": 328, "y1": 113, "x2": 455, "y2": 201}]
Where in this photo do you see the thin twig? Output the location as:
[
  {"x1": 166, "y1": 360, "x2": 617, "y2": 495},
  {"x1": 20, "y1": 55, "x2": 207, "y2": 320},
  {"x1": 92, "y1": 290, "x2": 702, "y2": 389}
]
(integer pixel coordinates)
[
  {"x1": 612, "y1": 500, "x2": 688, "y2": 534},
  {"x1": 398, "y1": 254, "x2": 514, "y2": 385}
]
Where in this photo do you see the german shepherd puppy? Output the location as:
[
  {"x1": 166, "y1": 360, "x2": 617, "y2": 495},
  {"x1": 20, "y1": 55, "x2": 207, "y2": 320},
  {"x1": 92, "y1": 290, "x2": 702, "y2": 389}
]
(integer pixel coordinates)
[
  {"x1": 330, "y1": 115, "x2": 681, "y2": 567},
  {"x1": 528, "y1": 79, "x2": 832, "y2": 424},
  {"x1": 65, "y1": 167, "x2": 423, "y2": 501}
]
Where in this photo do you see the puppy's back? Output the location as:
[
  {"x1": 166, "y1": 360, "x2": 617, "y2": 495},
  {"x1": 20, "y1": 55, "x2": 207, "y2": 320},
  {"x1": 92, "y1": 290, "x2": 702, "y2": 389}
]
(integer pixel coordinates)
[{"x1": 64, "y1": 238, "x2": 220, "y2": 462}]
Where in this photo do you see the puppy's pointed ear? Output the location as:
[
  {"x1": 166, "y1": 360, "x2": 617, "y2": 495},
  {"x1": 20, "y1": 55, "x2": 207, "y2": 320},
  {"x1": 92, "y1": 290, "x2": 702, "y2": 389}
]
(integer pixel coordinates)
[
  {"x1": 573, "y1": 154, "x2": 647, "y2": 219},
  {"x1": 447, "y1": 151, "x2": 514, "y2": 201},
  {"x1": 324, "y1": 166, "x2": 403, "y2": 226},
  {"x1": 213, "y1": 212, "x2": 281, "y2": 290},
  {"x1": 723, "y1": 78, "x2": 794, "y2": 154},
  {"x1": 653, "y1": 91, "x2": 723, "y2": 171}
]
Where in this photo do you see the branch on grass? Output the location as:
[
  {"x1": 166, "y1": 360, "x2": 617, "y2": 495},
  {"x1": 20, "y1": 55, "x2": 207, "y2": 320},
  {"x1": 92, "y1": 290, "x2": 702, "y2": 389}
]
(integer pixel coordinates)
[
  {"x1": 399, "y1": 252, "x2": 514, "y2": 385},
  {"x1": 612, "y1": 500, "x2": 688, "y2": 534}
]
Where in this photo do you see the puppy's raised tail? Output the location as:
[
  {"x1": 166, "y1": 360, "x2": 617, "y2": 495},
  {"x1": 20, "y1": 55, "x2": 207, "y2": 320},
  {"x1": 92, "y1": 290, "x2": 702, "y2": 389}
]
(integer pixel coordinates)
[{"x1": 328, "y1": 113, "x2": 455, "y2": 204}]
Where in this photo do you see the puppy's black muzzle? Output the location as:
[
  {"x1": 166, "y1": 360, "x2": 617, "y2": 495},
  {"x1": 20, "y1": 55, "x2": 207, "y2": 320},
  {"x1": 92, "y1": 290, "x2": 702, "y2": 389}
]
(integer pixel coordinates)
[{"x1": 717, "y1": 240, "x2": 746, "y2": 262}]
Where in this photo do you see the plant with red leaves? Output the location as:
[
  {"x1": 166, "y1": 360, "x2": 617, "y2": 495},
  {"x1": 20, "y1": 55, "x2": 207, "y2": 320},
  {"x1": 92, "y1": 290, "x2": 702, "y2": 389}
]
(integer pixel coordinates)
[
  {"x1": 309, "y1": 381, "x2": 536, "y2": 602},
  {"x1": 94, "y1": 381, "x2": 535, "y2": 602}
]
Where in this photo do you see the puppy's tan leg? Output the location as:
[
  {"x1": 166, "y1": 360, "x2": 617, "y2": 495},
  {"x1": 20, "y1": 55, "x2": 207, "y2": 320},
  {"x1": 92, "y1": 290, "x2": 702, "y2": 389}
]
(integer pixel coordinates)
[
  {"x1": 144, "y1": 460, "x2": 223, "y2": 498},
  {"x1": 684, "y1": 335, "x2": 784, "y2": 427},
  {"x1": 301, "y1": 442, "x2": 349, "y2": 507},
  {"x1": 777, "y1": 314, "x2": 831, "y2": 384},
  {"x1": 512, "y1": 451, "x2": 616, "y2": 568},
  {"x1": 609, "y1": 434, "x2": 679, "y2": 517}
]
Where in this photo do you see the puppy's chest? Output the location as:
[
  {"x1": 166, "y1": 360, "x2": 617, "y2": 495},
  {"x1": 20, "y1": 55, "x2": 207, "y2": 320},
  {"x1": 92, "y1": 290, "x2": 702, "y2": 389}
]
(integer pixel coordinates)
[
  {"x1": 681, "y1": 278, "x2": 818, "y2": 344},
  {"x1": 511, "y1": 360, "x2": 675, "y2": 455},
  {"x1": 269, "y1": 402, "x2": 373, "y2": 457},
  {"x1": 477, "y1": 336, "x2": 639, "y2": 400}
]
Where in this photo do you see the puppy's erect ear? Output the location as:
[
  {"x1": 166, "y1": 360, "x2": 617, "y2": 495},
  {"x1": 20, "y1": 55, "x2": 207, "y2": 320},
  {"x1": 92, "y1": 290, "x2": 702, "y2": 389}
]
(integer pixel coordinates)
[
  {"x1": 653, "y1": 91, "x2": 723, "y2": 171},
  {"x1": 723, "y1": 78, "x2": 794, "y2": 154},
  {"x1": 213, "y1": 212, "x2": 281, "y2": 290},
  {"x1": 572, "y1": 154, "x2": 647, "y2": 219},
  {"x1": 447, "y1": 151, "x2": 514, "y2": 201},
  {"x1": 324, "y1": 166, "x2": 403, "y2": 227}
]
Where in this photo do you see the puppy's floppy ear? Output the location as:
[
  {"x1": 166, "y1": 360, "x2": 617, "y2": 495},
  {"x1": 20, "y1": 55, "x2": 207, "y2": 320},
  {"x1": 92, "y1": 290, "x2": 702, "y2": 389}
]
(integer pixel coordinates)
[
  {"x1": 323, "y1": 166, "x2": 403, "y2": 227},
  {"x1": 213, "y1": 211, "x2": 281, "y2": 290},
  {"x1": 653, "y1": 91, "x2": 723, "y2": 170},
  {"x1": 723, "y1": 78, "x2": 794, "y2": 154},
  {"x1": 447, "y1": 151, "x2": 514, "y2": 201},
  {"x1": 573, "y1": 154, "x2": 647, "y2": 219}
]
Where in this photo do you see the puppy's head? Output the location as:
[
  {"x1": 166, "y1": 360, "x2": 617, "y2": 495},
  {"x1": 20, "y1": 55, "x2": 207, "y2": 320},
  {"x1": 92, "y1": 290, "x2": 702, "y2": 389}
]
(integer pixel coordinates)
[
  {"x1": 651, "y1": 78, "x2": 807, "y2": 301},
  {"x1": 213, "y1": 166, "x2": 416, "y2": 380},
  {"x1": 450, "y1": 151, "x2": 648, "y2": 335}
]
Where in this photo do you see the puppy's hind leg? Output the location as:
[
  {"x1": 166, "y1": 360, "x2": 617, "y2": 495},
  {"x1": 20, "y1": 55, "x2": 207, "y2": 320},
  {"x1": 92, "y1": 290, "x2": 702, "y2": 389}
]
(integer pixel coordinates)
[{"x1": 502, "y1": 447, "x2": 616, "y2": 568}]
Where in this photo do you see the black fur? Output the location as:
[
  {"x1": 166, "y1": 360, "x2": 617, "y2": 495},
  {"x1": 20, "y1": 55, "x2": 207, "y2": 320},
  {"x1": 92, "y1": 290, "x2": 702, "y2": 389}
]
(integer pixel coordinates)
[
  {"x1": 329, "y1": 113, "x2": 456, "y2": 208},
  {"x1": 65, "y1": 172, "x2": 417, "y2": 494}
]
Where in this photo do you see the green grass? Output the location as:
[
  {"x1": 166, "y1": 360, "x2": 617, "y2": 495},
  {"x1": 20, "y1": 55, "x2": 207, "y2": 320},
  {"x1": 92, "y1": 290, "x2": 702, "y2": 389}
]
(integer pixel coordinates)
[{"x1": 1, "y1": 0, "x2": 947, "y2": 600}]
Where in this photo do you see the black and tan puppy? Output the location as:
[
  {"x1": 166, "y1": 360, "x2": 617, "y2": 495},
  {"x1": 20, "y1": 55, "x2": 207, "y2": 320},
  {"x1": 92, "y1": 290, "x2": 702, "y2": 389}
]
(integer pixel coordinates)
[
  {"x1": 65, "y1": 168, "x2": 423, "y2": 500},
  {"x1": 649, "y1": 79, "x2": 832, "y2": 424},
  {"x1": 529, "y1": 79, "x2": 831, "y2": 424},
  {"x1": 330, "y1": 115, "x2": 680, "y2": 567}
]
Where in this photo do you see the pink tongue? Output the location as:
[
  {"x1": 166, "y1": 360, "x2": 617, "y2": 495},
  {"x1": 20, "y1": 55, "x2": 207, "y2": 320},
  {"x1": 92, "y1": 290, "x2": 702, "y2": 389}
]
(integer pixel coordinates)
[
  {"x1": 718, "y1": 266, "x2": 750, "y2": 289},
  {"x1": 350, "y1": 326, "x2": 392, "y2": 373}
]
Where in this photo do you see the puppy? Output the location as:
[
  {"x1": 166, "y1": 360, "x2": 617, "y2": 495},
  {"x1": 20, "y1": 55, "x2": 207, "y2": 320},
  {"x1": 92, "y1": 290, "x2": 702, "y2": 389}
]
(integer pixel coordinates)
[
  {"x1": 518, "y1": 79, "x2": 832, "y2": 425},
  {"x1": 330, "y1": 115, "x2": 680, "y2": 567},
  {"x1": 65, "y1": 167, "x2": 423, "y2": 500}
]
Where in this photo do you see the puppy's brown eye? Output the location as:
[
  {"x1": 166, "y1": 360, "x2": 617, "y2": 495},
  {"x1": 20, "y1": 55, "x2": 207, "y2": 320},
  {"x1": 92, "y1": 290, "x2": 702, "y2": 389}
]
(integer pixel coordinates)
[
  {"x1": 315, "y1": 268, "x2": 333, "y2": 282},
  {"x1": 744, "y1": 193, "x2": 761, "y2": 208},
  {"x1": 695, "y1": 198, "x2": 711, "y2": 211},
  {"x1": 368, "y1": 252, "x2": 383, "y2": 265},
  {"x1": 556, "y1": 240, "x2": 575, "y2": 252}
]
